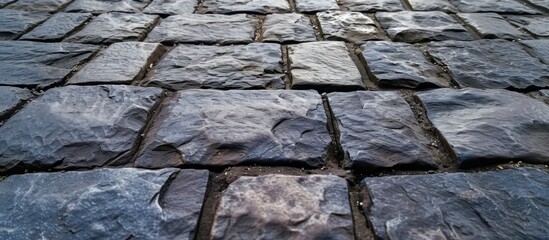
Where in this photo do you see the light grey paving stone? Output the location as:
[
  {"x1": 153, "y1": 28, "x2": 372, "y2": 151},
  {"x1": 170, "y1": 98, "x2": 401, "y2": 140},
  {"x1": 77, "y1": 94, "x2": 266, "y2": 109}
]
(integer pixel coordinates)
[
  {"x1": 318, "y1": 11, "x2": 384, "y2": 43},
  {"x1": 6, "y1": 0, "x2": 72, "y2": 13},
  {"x1": 457, "y1": 13, "x2": 531, "y2": 40},
  {"x1": 0, "y1": 9, "x2": 50, "y2": 40},
  {"x1": 376, "y1": 11, "x2": 474, "y2": 43},
  {"x1": 261, "y1": 13, "x2": 316, "y2": 43},
  {"x1": 427, "y1": 40, "x2": 549, "y2": 89},
  {"x1": 144, "y1": 0, "x2": 196, "y2": 15},
  {"x1": 448, "y1": 0, "x2": 540, "y2": 14},
  {"x1": 294, "y1": 0, "x2": 339, "y2": 13},
  {"x1": 520, "y1": 40, "x2": 549, "y2": 65},
  {"x1": 65, "y1": 13, "x2": 159, "y2": 44},
  {"x1": 288, "y1": 41, "x2": 365, "y2": 91},
  {"x1": 506, "y1": 16, "x2": 549, "y2": 38},
  {"x1": 65, "y1": 0, "x2": 152, "y2": 13},
  {"x1": 20, "y1": 13, "x2": 92, "y2": 42},
  {"x1": 211, "y1": 174, "x2": 354, "y2": 240},
  {"x1": 135, "y1": 90, "x2": 331, "y2": 168},
  {"x1": 408, "y1": 0, "x2": 458, "y2": 13},
  {"x1": 0, "y1": 168, "x2": 209, "y2": 240},
  {"x1": 145, "y1": 43, "x2": 284, "y2": 90},
  {"x1": 339, "y1": 0, "x2": 403, "y2": 12},
  {"x1": 362, "y1": 168, "x2": 549, "y2": 240},
  {"x1": 145, "y1": 14, "x2": 255, "y2": 44},
  {"x1": 328, "y1": 91, "x2": 436, "y2": 170},
  {"x1": 416, "y1": 88, "x2": 549, "y2": 168},
  {"x1": 361, "y1": 41, "x2": 448, "y2": 88},
  {"x1": 529, "y1": 89, "x2": 549, "y2": 105},
  {"x1": 527, "y1": 0, "x2": 549, "y2": 10},
  {"x1": 0, "y1": 86, "x2": 33, "y2": 120},
  {"x1": 200, "y1": 0, "x2": 291, "y2": 14},
  {"x1": 0, "y1": 85, "x2": 163, "y2": 171}
]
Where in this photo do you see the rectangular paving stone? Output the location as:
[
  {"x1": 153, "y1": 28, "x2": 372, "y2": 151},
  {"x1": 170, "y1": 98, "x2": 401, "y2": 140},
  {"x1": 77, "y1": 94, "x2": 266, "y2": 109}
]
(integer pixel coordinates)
[
  {"x1": 0, "y1": 168, "x2": 209, "y2": 239},
  {"x1": 136, "y1": 90, "x2": 331, "y2": 168},
  {"x1": 200, "y1": 0, "x2": 291, "y2": 14},
  {"x1": 211, "y1": 174, "x2": 353, "y2": 239},
  {"x1": 65, "y1": 0, "x2": 152, "y2": 13},
  {"x1": 6, "y1": 0, "x2": 72, "y2": 13},
  {"x1": 0, "y1": 86, "x2": 33, "y2": 120},
  {"x1": 66, "y1": 13, "x2": 159, "y2": 44},
  {"x1": 288, "y1": 41, "x2": 365, "y2": 91},
  {"x1": 520, "y1": 39, "x2": 549, "y2": 65},
  {"x1": 295, "y1": 0, "x2": 339, "y2": 13},
  {"x1": 69, "y1": 42, "x2": 164, "y2": 85},
  {"x1": 329, "y1": 91, "x2": 436, "y2": 170},
  {"x1": 340, "y1": 0, "x2": 403, "y2": 12},
  {"x1": 143, "y1": 0, "x2": 196, "y2": 15},
  {"x1": 261, "y1": 13, "x2": 316, "y2": 43},
  {"x1": 20, "y1": 13, "x2": 92, "y2": 42},
  {"x1": 361, "y1": 41, "x2": 448, "y2": 88},
  {"x1": 427, "y1": 40, "x2": 548, "y2": 89},
  {"x1": 362, "y1": 168, "x2": 549, "y2": 240},
  {"x1": 146, "y1": 14, "x2": 255, "y2": 44},
  {"x1": 144, "y1": 43, "x2": 284, "y2": 90},
  {"x1": 448, "y1": 0, "x2": 540, "y2": 14},
  {"x1": 0, "y1": 9, "x2": 50, "y2": 40},
  {"x1": 318, "y1": 11, "x2": 384, "y2": 43},
  {"x1": 506, "y1": 16, "x2": 549, "y2": 38},
  {"x1": 376, "y1": 11, "x2": 474, "y2": 43},
  {"x1": 0, "y1": 85, "x2": 163, "y2": 171},
  {"x1": 407, "y1": 0, "x2": 458, "y2": 13},
  {"x1": 416, "y1": 88, "x2": 549, "y2": 168},
  {"x1": 457, "y1": 13, "x2": 531, "y2": 40}
]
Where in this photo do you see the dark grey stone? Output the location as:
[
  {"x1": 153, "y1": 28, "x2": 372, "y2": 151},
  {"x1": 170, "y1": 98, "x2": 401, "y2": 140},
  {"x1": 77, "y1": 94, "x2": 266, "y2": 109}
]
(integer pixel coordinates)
[
  {"x1": 318, "y1": 11, "x2": 384, "y2": 43},
  {"x1": 262, "y1": 13, "x2": 316, "y2": 43},
  {"x1": 408, "y1": 0, "x2": 458, "y2": 13},
  {"x1": 288, "y1": 41, "x2": 365, "y2": 91},
  {"x1": 144, "y1": 0, "x2": 196, "y2": 15},
  {"x1": 200, "y1": 0, "x2": 291, "y2": 14},
  {"x1": 376, "y1": 11, "x2": 474, "y2": 43},
  {"x1": 448, "y1": 0, "x2": 540, "y2": 14},
  {"x1": 340, "y1": 0, "x2": 403, "y2": 12},
  {"x1": 416, "y1": 88, "x2": 549, "y2": 168},
  {"x1": 0, "y1": 86, "x2": 33, "y2": 120},
  {"x1": 0, "y1": 85, "x2": 163, "y2": 171},
  {"x1": 145, "y1": 14, "x2": 255, "y2": 44},
  {"x1": 6, "y1": 0, "x2": 72, "y2": 13},
  {"x1": 527, "y1": 0, "x2": 549, "y2": 10},
  {"x1": 362, "y1": 168, "x2": 549, "y2": 240},
  {"x1": 0, "y1": 0, "x2": 16, "y2": 7},
  {"x1": 144, "y1": 43, "x2": 284, "y2": 90},
  {"x1": 69, "y1": 42, "x2": 165, "y2": 85},
  {"x1": 427, "y1": 40, "x2": 548, "y2": 89},
  {"x1": 529, "y1": 90, "x2": 549, "y2": 105},
  {"x1": 458, "y1": 13, "x2": 531, "y2": 40},
  {"x1": 211, "y1": 174, "x2": 354, "y2": 240},
  {"x1": 520, "y1": 40, "x2": 549, "y2": 65},
  {"x1": 66, "y1": 13, "x2": 159, "y2": 44},
  {"x1": 65, "y1": 0, "x2": 152, "y2": 13},
  {"x1": 0, "y1": 168, "x2": 209, "y2": 239},
  {"x1": 0, "y1": 9, "x2": 50, "y2": 40},
  {"x1": 136, "y1": 90, "x2": 331, "y2": 168},
  {"x1": 506, "y1": 16, "x2": 549, "y2": 38},
  {"x1": 20, "y1": 13, "x2": 92, "y2": 42},
  {"x1": 294, "y1": 0, "x2": 339, "y2": 13},
  {"x1": 361, "y1": 41, "x2": 448, "y2": 88}
]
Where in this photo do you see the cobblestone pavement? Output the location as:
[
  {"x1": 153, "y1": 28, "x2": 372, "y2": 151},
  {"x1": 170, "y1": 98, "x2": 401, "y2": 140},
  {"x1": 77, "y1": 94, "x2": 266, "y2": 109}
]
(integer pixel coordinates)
[{"x1": 0, "y1": 0, "x2": 548, "y2": 239}]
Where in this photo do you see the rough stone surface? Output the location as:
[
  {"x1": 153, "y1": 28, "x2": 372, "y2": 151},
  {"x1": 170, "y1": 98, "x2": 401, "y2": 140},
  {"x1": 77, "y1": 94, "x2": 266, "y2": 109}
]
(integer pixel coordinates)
[
  {"x1": 427, "y1": 40, "x2": 548, "y2": 89},
  {"x1": 318, "y1": 11, "x2": 384, "y2": 43},
  {"x1": 361, "y1": 41, "x2": 447, "y2": 88},
  {"x1": 200, "y1": 0, "x2": 291, "y2": 14},
  {"x1": 340, "y1": 0, "x2": 403, "y2": 12},
  {"x1": 262, "y1": 13, "x2": 316, "y2": 43},
  {"x1": 211, "y1": 174, "x2": 354, "y2": 240},
  {"x1": 528, "y1": 90, "x2": 549, "y2": 105},
  {"x1": 295, "y1": 0, "x2": 339, "y2": 13},
  {"x1": 136, "y1": 90, "x2": 331, "y2": 168},
  {"x1": 0, "y1": 0, "x2": 16, "y2": 7},
  {"x1": 376, "y1": 11, "x2": 474, "y2": 43},
  {"x1": 0, "y1": 168, "x2": 209, "y2": 239},
  {"x1": 458, "y1": 13, "x2": 531, "y2": 40},
  {"x1": 448, "y1": 0, "x2": 539, "y2": 14},
  {"x1": 506, "y1": 16, "x2": 549, "y2": 38},
  {"x1": 0, "y1": 85, "x2": 163, "y2": 171},
  {"x1": 145, "y1": 43, "x2": 284, "y2": 90},
  {"x1": 146, "y1": 14, "x2": 255, "y2": 44},
  {"x1": 0, "y1": 86, "x2": 33, "y2": 120},
  {"x1": 362, "y1": 168, "x2": 549, "y2": 240},
  {"x1": 329, "y1": 91, "x2": 436, "y2": 170},
  {"x1": 20, "y1": 13, "x2": 92, "y2": 42},
  {"x1": 65, "y1": 0, "x2": 152, "y2": 13},
  {"x1": 0, "y1": 9, "x2": 50, "y2": 40},
  {"x1": 66, "y1": 13, "x2": 158, "y2": 44},
  {"x1": 70, "y1": 42, "x2": 164, "y2": 85},
  {"x1": 520, "y1": 40, "x2": 549, "y2": 65},
  {"x1": 416, "y1": 88, "x2": 549, "y2": 168},
  {"x1": 144, "y1": 0, "x2": 196, "y2": 15},
  {"x1": 0, "y1": 41, "x2": 99, "y2": 88},
  {"x1": 6, "y1": 0, "x2": 72, "y2": 13},
  {"x1": 527, "y1": 0, "x2": 549, "y2": 10},
  {"x1": 289, "y1": 41, "x2": 365, "y2": 91},
  {"x1": 408, "y1": 0, "x2": 458, "y2": 13}
]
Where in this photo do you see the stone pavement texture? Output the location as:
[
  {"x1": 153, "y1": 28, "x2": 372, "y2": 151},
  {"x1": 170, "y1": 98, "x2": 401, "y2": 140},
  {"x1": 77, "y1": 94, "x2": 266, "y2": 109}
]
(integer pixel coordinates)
[{"x1": 0, "y1": 0, "x2": 548, "y2": 239}]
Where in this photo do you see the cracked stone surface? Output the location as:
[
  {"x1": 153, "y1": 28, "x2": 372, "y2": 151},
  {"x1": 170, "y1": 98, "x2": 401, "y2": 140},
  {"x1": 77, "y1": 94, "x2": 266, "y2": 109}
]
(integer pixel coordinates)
[
  {"x1": 362, "y1": 168, "x2": 549, "y2": 240},
  {"x1": 6, "y1": 0, "x2": 72, "y2": 13},
  {"x1": 506, "y1": 16, "x2": 549, "y2": 38},
  {"x1": 294, "y1": 0, "x2": 339, "y2": 13},
  {"x1": 65, "y1": 0, "x2": 152, "y2": 13},
  {"x1": 457, "y1": 13, "x2": 531, "y2": 40},
  {"x1": 527, "y1": 0, "x2": 549, "y2": 10},
  {"x1": 427, "y1": 40, "x2": 549, "y2": 89},
  {"x1": 0, "y1": 86, "x2": 33, "y2": 120},
  {"x1": 288, "y1": 41, "x2": 365, "y2": 91},
  {"x1": 144, "y1": 43, "x2": 284, "y2": 90},
  {"x1": 408, "y1": 0, "x2": 458, "y2": 13},
  {"x1": 200, "y1": 0, "x2": 291, "y2": 14},
  {"x1": 143, "y1": 0, "x2": 196, "y2": 15},
  {"x1": 339, "y1": 0, "x2": 403, "y2": 12},
  {"x1": 317, "y1": 11, "x2": 384, "y2": 43},
  {"x1": 0, "y1": 168, "x2": 209, "y2": 239},
  {"x1": 146, "y1": 14, "x2": 255, "y2": 44},
  {"x1": 136, "y1": 90, "x2": 331, "y2": 168},
  {"x1": 0, "y1": 9, "x2": 50, "y2": 40},
  {"x1": 211, "y1": 174, "x2": 354, "y2": 240},
  {"x1": 0, "y1": 0, "x2": 16, "y2": 7},
  {"x1": 328, "y1": 91, "x2": 436, "y2": 170},
  {"x1": 261, "y1": 13, "x2": 316, "y2": 43},
  {"x1": 0, "y1": 85, "x2": 163, "y2": 171},
  {"x1": 20, "y1": 13, "x2": 92, "y2": 42},
  {"x1": 529, "y1": 90, "x2": 549, "y2": 105},
  {"x1": 520, "y1": 40, "x2": 549, "y2": 65},
  {"x1": 448, "y1": 0, "x2": 540, "y2": 14},
  {"x1": 416, "y1": 88, "x2": 549, "y2": 168}
]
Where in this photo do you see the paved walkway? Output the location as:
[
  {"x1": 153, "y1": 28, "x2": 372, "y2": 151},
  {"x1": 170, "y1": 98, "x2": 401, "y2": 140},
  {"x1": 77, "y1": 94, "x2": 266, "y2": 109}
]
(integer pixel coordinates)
[{"x1": 0, "y1": 0, "x2": 548, "y2": 239}]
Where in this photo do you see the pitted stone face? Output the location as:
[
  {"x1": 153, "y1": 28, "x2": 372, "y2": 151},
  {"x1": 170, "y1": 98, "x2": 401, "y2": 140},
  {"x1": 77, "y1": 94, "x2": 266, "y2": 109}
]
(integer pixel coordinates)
[
  {"x1": 407, "y1": 0, "x2": 458, "y2": 13},
  {"x1": 520, "y1": 40, "x2": 549, "y2": 65},
  {"x1": 0, "y1": 86, "x2": 33, "y2": 120},
  {"x1": 65, "y1": 0, "x2": 152, "y2": 13},
  {"x1": 317, "y1": 11, "x2": 385, "y2": 43},
  {"x1": 506, "y1": 16, "x2": 549, "y2": 38},
  {"x1": 5, "y1": 0, "x2": 73, "y2": 13},
  {"x1": 262, "y1": 13, "x2": 316, "y2": 43},
  {"x1": 0, "y1": 9, "x2": 50, "y2": 40},
  {"x1": 448, "y1": 0, "x2": 540, "y2": 14},
  {"x1": 200, "y1": 0, "x2": 291, "y2": 14},
  {"x1": 294, "y1": 0, "x2": 339, "y2": 13},
  {"x1": 339, "y1": 0, "x2": 403, "y2": 12},
  {"x1": 20, "y1": 13, "x2": 92, "y2": 42},
  {"x1": 457, "y1": 13, "x2": 531, "y2": 40},
  {"x1": 143, "y1": 0, "x2": 195, "y2": 15}
]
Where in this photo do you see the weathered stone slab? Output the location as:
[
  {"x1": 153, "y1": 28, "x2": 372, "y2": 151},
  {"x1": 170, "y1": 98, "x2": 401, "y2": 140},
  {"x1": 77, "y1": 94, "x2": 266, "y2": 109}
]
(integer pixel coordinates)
[
  {"x1": 529, "y1": 90, "x2": 549, "y2": 105},
  {"x1": 146, "y1": 14, "x2": 255, "y2": 44},
  {"x1": 145, "y1": 43, "x2": 284, "y2": 90},
  {"x1": 136, "y1": 90, "x2": 331, "y2": 168},
  {"x1": 70, "y1": 42, "x2": 164, "y2": 85},
  {"x1": 65, "y1": 0, "x2": 152, "y2": 13},
  {"x1": 362, "y1": 168, "x2": 549, "y2": 240},
  {"x1": 0, "y1": 41, "x2": 99, "y2": 88},
  {"x1": 211, "y1": 174, "x2": 354, "y2": 239},
  {"x1": 0, "y1": 85, "x2": 162, "y2": 171},
  {"x1": 20, "y1": 13, "x2": 92, "y2": 42},
  {"x1": 527, "y1": 0, "x2": 549, "y2": 10},
  {"x1": 288, "y1": 41, "x2": 364, "y2": 91},
  {"x1": 66, "y1": 13, "x2": 158, "y2": 44},
  {"x1": 6, "y1": 0, "x2": 72, "y2": 13},
  {"x1": 0, "y1": 168, "x2": 209, "y2": 239},
  {"x1": 294, "y1": 0, "x2": 339, "y2": 13},
  {"x1": 262, "y1": 13, "x2": 316, "y2": 43},
  {"x1": 448, "y1": 0, "x2": 539, "y2": 14},
  {"x1": 520, "y1": 40, "x2": 549, "y2": 65},
  {"x1": 200, "y1": 0, "x2": 291, "y2": 14},
  {"x1": 506, "y1": 16, "x2": 549, "y2": 38},
  {"x1": 458, "y1": 13, "x2": 531, "y2": 40},
  {"x1": 144, "y1": 0, "x2": 196, "y2": 15},
  {"x1": 318, "y1": 11, "x2": 384, "y2": 43},
  {"x1": 0, "y1": 86, "x2": 33, "y2": 119},
  {"x1": 427, "y1": 40, "x2": 548, "y2": 89},
  {"x1": 0, "y1": 9, "x2": 50, "y2": 40},
  {"x1": 376, "y1": 11, "x2": 473, "y2": 43},
  {"x1": 340, "y1": 0, "x2": 403, "y2": 12},
  {"x1": 416, "y1": 88, "x2": 549, "y2": 168},
  {"x1": 361, "y1": 41, "x2": 447, "y2": 88},
  {"x1": 0, "y1": 0, "x2": 16, "y2": 7},
  {"x1": 408, "y1": 0, "x2": 458, "y2": 13}
]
